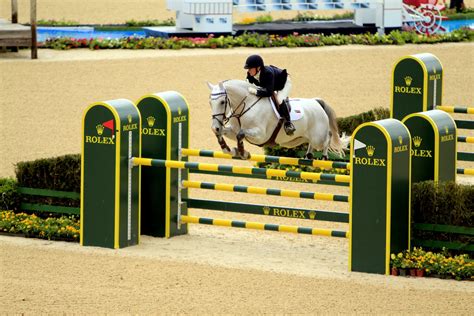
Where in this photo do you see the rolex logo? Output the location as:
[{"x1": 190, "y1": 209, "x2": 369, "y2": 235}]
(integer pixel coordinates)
[
  {"x1": 366, "y1": 145, "x2": 375, "y2": 157},
  {"x1": 404, "y1": 76, "x2": 413, "y2": 86},
  {"x1": 308, "y1": 210, "x2": 316, "y2": 220},
  {"x1": 96, "y1": 124, "x2": 104, "y2": 135},
  {"x1": 178, "y1": 107, "x2": 182, "y2": 116},
  {"x1": 398, "y1": 136, "x2": 403, "y2": 145},
  {"x1": 444, "y1": 126, "x2": 449, "y2": 134},
  {"x1": 413, "y1": 136, "x2": 422, "y2": 147},
  {"x1": 263, "y1": 206, "x2": 270, "y2": 215},
  {"x1": 147, "y1": 116, "x2": 156, "y2": 127},
  {"x1": 127, "y1": 115, "x2": 132, "y2": 123}
]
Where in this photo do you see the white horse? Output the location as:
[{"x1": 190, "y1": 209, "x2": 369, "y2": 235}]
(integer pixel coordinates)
[{"x1": 207, "y1": 79, "x2": 348, "y2": 160}]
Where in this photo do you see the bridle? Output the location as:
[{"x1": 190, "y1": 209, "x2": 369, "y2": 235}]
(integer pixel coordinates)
[{"x1": 210, "y1": 85, "x2": 261, "y2": 129}]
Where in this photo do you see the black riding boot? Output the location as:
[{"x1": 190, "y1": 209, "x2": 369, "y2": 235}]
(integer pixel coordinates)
[{"x1": 279, "y1": 99, "x2": 295, "y2": 136}]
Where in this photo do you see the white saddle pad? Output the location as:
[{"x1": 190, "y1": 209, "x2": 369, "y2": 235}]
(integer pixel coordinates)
[{"x1": 271, "y1": 98, "x2": 304, "y2": 121}]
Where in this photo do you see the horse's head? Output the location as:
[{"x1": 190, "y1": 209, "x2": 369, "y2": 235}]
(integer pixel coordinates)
[
  {"x1": 207, "y1": 81, "x2": 229, "y2": 135},
  {"x1": 207, "y1": 80, "x2": 255, "y2": 135}
]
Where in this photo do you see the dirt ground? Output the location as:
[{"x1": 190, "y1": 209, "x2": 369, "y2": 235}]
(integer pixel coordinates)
[
  {"x1": 1, "y1": 1, "x2": 474, "y2": 314},
  {"x1": 1, "y1": 42, "x2": 473, "y2": 315}
]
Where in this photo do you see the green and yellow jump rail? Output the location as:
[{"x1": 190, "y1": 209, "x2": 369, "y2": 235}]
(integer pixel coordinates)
[
  {"x1": 181, "y1": 148, "x2": 351, "y2": 171},
  {"x1": 132, "y1": 157, "x2": 350, "y2": 184},
  {"x1": 436, "y1": 106, "x2": 474, "y2": 115},
  {"x1": 181, "y1": 215, "x2": 349, "y2": 238},
  {"x1": 181, "y1": 180, "x2": 349, "y2": 202}
]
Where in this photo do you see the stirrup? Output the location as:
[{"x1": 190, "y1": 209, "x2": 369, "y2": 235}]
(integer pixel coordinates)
[{"x1": 284, "y1": 122, "x2": 295, "y2": 135}]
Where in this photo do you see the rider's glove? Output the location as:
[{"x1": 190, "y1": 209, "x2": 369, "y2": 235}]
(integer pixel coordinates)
[{"x1": 248, "y1": 87, "x2": 257, "y2": 95}]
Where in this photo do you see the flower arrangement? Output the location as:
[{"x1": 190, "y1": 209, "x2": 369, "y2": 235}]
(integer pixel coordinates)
[
  {"x1": 0, "y1": 211, "x2": 79, "y2": 242},
  {"x1": 40, "y1": 28, "x2": 474, "y2": 50},
  {"x1": 391, "y1": 247, "x2": 473, "y2": 280}
]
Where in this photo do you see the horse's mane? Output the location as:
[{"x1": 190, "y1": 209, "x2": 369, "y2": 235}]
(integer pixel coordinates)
[{"x1": 222, "y1": 79, "x2": 255, "y2": 97}]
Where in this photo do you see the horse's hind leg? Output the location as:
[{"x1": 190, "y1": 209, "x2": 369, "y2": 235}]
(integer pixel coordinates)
[{"x1": 321, "y1": 131, "x2": 332, "y2": 160}]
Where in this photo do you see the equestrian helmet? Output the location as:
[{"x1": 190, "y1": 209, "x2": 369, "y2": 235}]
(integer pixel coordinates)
[{"x1": 244, "y1": 55, "x2": 264, "y2": 69}]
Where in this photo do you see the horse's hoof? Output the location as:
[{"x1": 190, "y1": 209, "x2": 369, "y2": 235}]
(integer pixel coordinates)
[
  {"x1": 305, "y1": 153, "x2": 314, "y2": 160},
  {"x1": 222, "y1": 147, "x2": 232, "y2": 155},
  {"x1": 241, "y1": 151, "x2": 250, "y2": 160},
  {"x1": 322, "y1": 155, "x2": 328, "y2": 161},
  {"x1": 230, "y1": 147, "x2": 239, "y2": 157}
]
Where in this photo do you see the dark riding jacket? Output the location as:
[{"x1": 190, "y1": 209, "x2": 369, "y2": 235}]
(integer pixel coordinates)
[{"x1": 247, "y1": 65, "x2": 288, "y2": 98}]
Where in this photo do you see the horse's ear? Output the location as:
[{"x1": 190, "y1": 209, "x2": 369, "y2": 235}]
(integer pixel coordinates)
[
  {"x1": 218, "y1": 82, "x2": 225, "y2": 91},
  {"x1": 206, "y1": 81, "x2": 214, "y2": 91}
]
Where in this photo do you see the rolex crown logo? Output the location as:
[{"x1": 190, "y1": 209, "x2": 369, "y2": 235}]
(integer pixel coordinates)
[
  {"x1": 127, "y1": 114, "x2": 132, "y2": 123},
  {"x1": 178, "y1": 107, "x2": 182, "y2": 116},
  {"x1": 413, "y1": 136, "x2": 422, "y2": 147},
  {"x1": 96, "y1": 124, "x2": 104, "y2": 135},
  {"x1": 444, "y1": 126, "x2": 449, "y2": 134},
  {"x1": 404, "y1": 76, "x2": 413, "y2": 86},
  {"x1": 398, "y1": 136, "x2": 403, "y2": 145},
  {"x1": 263, "y1": 206, "x2": 270, "y2": 215},
  {"x1": 366, "y1": 145, "x2": 375, "y2": 157},
  {"x1": 147, "y1": 116, "x2": 156, "y2": 127},
  {"x1": 308, "y1": 210, "x2": 316, "y2": 220}
]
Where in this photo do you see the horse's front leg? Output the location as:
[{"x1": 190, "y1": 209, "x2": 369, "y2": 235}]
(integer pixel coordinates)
[
  {"x1": 235, "y1": 130, "x2": 249, "y2": 159},
  {"x1": 215, "y1": 133, "x2": 231, "y2": 154},
  {"x1": 215, "y1": 126, "x2": 239, "y2": 155},
  {"x1": 234, "y1": 128, "x2": 261, "y2": 160}
]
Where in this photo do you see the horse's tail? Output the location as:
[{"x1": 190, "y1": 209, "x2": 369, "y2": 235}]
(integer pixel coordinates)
[{"x1": 316, "y1": 98, "x2": 348, "y2": 157}]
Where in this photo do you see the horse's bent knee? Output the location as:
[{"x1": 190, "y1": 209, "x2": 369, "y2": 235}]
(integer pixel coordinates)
[{"x1": 236, "y1": 130, "x2": 245, "y2": 141}]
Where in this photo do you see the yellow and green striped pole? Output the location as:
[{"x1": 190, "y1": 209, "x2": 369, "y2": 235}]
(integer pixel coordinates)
[
  {"x1": 133, "y1": 157, "x2": 350, "y2": 184},
  {"x1": 182, "y1": 180, "x2": 349, "y2": 202},
  {"x1": 457, "y1": 136, "x2": 474, "y2": 144},
  {"x1": 436, "y1": 106, "x2": 474, "y2": 114},
  {"x1": 457, "y1": 168, "x2": 474, "y2": 175},
  {"x1": 181, "y1": 215, "x2": 349, "y2": 238},
  {"x1": 181, "y1": 148, "x2": 351, "y2": 171}
]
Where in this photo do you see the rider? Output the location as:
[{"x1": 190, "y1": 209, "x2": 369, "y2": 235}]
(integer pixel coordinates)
[{"x1": 244, "y1": 54, "x2": 296, "y2": 136}]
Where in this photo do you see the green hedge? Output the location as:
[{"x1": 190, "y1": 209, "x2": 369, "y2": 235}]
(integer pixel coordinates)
[
  {"x1": 412, "y1": 181, "x2": 474, "y2": 252},
  {"x1": 337, "y1": 107, "x2": 390, "y2": 135},
  {"x1": 15, "y1": 154, "x2": 81, "y2": 192},
  {"x1": 412, "y1": 181, "x2": 473, "y2": 227},
  {"x1": 13, "y1": 155, "x2": 81, "y2": 213},
  {"x1": 0, "y1": 178, "x2": 21, "y2": 211}
]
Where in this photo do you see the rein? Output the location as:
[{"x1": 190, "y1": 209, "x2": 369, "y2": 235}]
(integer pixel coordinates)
[{"x1": 211, "y1": 87, "x2": 261, "y2": 128}]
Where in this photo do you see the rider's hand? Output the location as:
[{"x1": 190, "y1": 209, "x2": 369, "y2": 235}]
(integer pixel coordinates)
[{"x1": 248, "y1": 87, "x2": 257, "y2": 95}]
